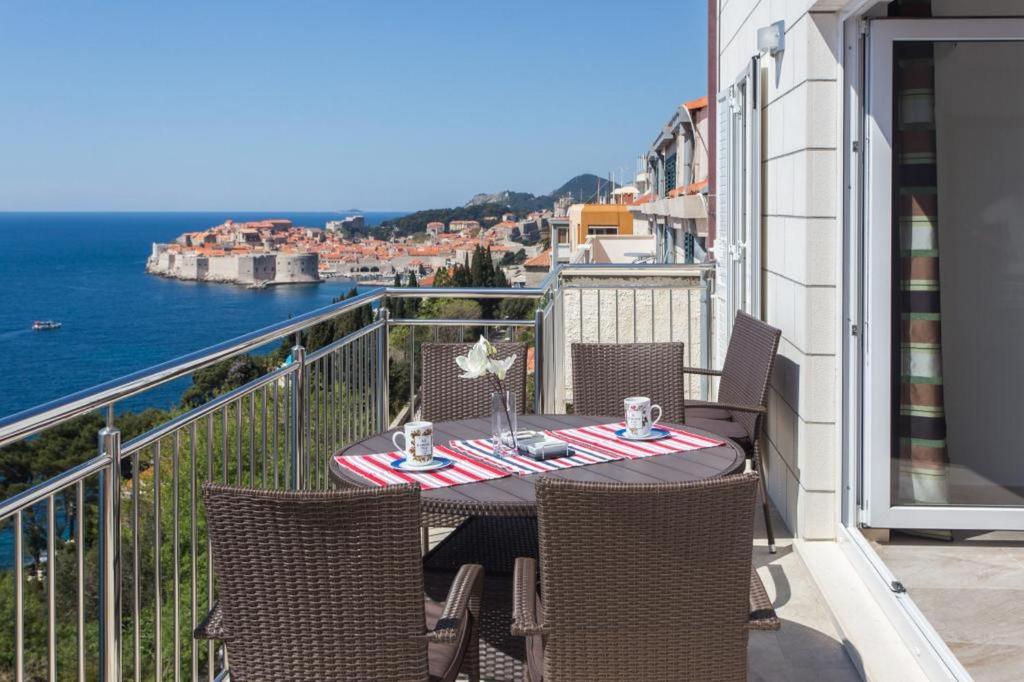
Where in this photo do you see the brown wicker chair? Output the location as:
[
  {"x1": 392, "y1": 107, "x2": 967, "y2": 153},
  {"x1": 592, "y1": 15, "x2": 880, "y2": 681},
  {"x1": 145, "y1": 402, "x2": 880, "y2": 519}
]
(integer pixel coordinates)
[
  {"x1": 420, "y1": 342, "x2": 528, "y2": 422},
  {"x1": 683, "y1": 311, "x2": 781, "y2": 552},
  {"x1": 416, "y1": 341, "x2": 527, "y2": 533},
  {"x1": 511, "y1": 474, "x2": 779, "y2": 682},
  {"x1": 570, "y1": 342, "x2": 687, "y2": 422},
  {"x1": 196, "y1": 483, "x2": 484, "y2": 682}
]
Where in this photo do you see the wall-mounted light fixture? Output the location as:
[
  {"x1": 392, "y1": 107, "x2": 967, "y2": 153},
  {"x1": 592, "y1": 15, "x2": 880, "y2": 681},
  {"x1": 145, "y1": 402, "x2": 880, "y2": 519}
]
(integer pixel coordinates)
[{"x1": 757, "y1": 20, "x2": 785, "y2": 56}]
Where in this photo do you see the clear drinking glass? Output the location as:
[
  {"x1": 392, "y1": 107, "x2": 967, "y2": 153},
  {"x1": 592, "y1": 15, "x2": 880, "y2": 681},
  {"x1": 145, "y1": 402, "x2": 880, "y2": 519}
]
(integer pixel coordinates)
[{"x1": 491, "y1": 390, "x2": 518, "y2": 457}]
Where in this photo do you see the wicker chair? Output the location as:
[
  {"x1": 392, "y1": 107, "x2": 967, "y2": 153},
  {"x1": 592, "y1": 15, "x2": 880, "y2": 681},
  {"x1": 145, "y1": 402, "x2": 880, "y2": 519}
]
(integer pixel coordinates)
[
  {"x1": 416, "y1": 341, "x2": 527, "y2": 534},
  {"x1": 196, "y1": 483, "x2": 484, "y2": 682},
  {"x1": 683, "y1": 311, "x2": 781, "y2": 552},
  {"x1": 511, "y1": 474, "x2": 779, "y2": 682},
  {"x1": 420, "y1": 342, "x2": 528, "y2": 422},
  {"x1": 570, "y1": 342, "x2": 687, "y2": 422}
]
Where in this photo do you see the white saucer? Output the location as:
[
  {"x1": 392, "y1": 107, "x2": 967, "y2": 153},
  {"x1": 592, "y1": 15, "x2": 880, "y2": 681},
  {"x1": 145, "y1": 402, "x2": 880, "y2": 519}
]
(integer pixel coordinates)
[
  {"x1": 615, "y1": 427, "x2": 671, "y2": 441},
  {"x1": 389, "y1": 456, "x2": 454, "y2": 473}
]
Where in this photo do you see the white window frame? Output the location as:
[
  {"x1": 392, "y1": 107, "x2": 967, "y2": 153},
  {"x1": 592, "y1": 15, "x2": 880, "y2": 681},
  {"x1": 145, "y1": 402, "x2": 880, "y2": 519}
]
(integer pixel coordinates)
[{"x1": 714, "y1": 57, "x2": 762, "y2": 366}]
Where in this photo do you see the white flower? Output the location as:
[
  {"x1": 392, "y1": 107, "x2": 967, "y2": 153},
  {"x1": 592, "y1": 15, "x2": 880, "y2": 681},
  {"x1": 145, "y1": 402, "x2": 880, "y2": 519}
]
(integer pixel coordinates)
[
  {"x1": 488, "y1": 355, "x2": 516, "y2": 380},
  {"x1": 481, "y1": 337, "x2": 497, "y2": 358},
  {"x1": 455, "y1": 338, "x2": 490, "y2": 378},
  {"x1": 454, "y1": 336, "x2": 516, "y2": 380}
]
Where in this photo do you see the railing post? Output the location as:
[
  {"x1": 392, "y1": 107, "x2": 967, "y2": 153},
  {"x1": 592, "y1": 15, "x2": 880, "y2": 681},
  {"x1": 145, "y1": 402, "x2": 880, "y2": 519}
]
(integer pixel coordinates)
[
  {"x1": 408, "y1": 314, "x2": 416, "y2": 421},
  {"x1": 98, "y1": 423, "x2": 122, "y2": 682},
  {"x1": 291, "y1": 339, "x2": 307, "y2": 490},
  {"x1": 533, "y1": 307, "x2": 544, "y2": 414},
  {"x1": 376, "y1": 307, "x2": 390, "y2": 430},
  {"x1": 700, "y1": 271, "x2": 712, "y2": 400}
]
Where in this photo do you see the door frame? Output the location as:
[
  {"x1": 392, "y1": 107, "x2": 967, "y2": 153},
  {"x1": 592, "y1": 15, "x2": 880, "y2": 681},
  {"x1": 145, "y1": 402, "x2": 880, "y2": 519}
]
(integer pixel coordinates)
[
  {"x1": 714, "y1": 57, "x2": 762, "y2": 367},
  {"x1": 862, "y1": 17, "x2": 1024, "y2": 529},
  {"x1": 728, "y1": 57, "x2": 762, "y2": 319}
]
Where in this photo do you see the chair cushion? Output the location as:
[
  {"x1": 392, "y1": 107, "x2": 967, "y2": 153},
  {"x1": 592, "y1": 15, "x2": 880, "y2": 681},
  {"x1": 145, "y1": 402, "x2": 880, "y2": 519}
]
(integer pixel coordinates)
[
  {"x1": 684, "y1": 416, "x2": 751, "y2": 451},
  {"x1": 684, "y1": 400, "x2": 733, "y2": 420},
  {"x1": 425, "y1": 597, "x2": 471, "y2": 682}
]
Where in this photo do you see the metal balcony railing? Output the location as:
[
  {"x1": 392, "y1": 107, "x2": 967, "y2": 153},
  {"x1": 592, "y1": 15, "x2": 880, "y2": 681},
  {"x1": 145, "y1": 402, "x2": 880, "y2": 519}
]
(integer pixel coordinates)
[{"x1": 0, "y1": 263, "x2": 711, "y2": 681}]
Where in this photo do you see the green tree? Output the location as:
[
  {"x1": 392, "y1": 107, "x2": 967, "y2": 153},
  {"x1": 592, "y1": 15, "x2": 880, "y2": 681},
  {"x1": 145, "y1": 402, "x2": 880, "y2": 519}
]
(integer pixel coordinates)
[
  {"x1": 181, "y1": 355, "x2": 264, "y2": 409},
  {"x1": 391, "y1": 273, "x2": 406, "y2": 318},
  {"x1": 451, "y1": 257, "x2": 472, "y2": 287},
  {"x1": 432, "y1": 267, "x2": 451, "y2": 287},
  {"x1": 498, "y1": 297, "x2": 535, "y2": 321},
  {"x1": 404, "y1": 271, "x2": 420, "y2": 317}
]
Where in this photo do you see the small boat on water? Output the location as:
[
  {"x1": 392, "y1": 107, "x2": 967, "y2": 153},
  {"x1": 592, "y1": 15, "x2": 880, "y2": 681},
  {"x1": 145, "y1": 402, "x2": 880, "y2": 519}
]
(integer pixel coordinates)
[{"x1": 32, "y1": 320, "x2": 62, "y2": 331}]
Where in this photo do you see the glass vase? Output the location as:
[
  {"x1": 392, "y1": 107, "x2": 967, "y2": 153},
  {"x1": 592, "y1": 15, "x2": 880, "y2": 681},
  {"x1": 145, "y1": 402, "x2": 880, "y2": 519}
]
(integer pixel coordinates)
[{"x1": 491, "y1": 390, "x2": 518, "y2": 457}]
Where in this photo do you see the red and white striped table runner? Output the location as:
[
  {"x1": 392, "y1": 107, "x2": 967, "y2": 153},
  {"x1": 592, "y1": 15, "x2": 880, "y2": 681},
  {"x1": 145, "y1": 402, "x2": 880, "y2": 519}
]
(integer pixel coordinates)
[
  {"x1": 547, "y1": 422, "x2": 724, "y2": 460},
  {"x1": 446, "y1": 437, "x2": 624, "y2": 475},
  {"x1": 332, "y1": 444, "x2": 511, "y2": 490}
]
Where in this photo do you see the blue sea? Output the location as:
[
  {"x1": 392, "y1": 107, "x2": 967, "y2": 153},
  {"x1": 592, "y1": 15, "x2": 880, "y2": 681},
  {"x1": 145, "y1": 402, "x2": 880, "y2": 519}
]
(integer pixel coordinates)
[{"x1": 0, "y1": 211, "x2": 406, "y2": 420}]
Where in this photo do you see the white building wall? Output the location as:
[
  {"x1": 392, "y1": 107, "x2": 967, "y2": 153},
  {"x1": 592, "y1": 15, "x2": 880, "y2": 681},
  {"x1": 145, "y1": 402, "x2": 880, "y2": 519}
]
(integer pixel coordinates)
[
  {"x1": 719, "y1": 0, "x2": 841, "y2": 539},
  {"x1": 559, "y1": 273, "x2": 706, "y2": 405}
]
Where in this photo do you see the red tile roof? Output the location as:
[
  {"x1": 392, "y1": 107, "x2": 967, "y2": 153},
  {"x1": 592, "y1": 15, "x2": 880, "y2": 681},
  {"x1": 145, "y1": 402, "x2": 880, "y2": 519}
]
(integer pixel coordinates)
[
  {"x1": 524, "y1": 249, "x2": 551, "y2": 268},
  {"x1": 683, "y1": 96, "x2": 708, "y2": 111}
]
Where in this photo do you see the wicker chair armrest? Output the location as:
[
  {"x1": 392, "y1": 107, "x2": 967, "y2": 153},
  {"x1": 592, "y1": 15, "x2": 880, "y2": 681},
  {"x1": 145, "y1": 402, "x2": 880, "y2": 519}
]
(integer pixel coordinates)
[
  {"x1": 681, "y1": 366, "x2": 723, "y2": 377},
  {"x1": 511, "y1": 557, "x2": 546, "y2": 637},
  {"x1": 194, "y1": 601, "x2": 232, "y2": 641},
  {"x1": 688, "y1": 399, "x2": 767, "y2": 415},
  {"x1": 748, "y1": 568, "x2": 781, "y2": 631},
  {"x1": 424, "y1": 563, "x2": 484, "y2": 645}
]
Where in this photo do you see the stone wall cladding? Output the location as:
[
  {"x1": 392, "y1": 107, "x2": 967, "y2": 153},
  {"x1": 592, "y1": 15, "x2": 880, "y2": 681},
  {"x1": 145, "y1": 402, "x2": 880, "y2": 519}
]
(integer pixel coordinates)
[{"x1": 720, "y1": 0, "x2": 841, "y2": 540}]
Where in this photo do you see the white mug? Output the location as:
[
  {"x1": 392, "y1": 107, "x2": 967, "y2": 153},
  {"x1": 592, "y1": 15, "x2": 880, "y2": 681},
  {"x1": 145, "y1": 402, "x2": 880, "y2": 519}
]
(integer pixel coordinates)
[
  {"x1": 624, "y1": 397, "x2": 662, "y2": 437},
  {"x1": 393, "y1": 421, "x2": 434, "y2": 467}
]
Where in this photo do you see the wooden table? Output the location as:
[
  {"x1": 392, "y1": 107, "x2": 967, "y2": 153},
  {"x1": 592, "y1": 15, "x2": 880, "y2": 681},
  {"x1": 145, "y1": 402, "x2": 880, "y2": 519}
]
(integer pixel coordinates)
[{"x1": 328, "y1": 414, "x2": 746, "y2": 517}]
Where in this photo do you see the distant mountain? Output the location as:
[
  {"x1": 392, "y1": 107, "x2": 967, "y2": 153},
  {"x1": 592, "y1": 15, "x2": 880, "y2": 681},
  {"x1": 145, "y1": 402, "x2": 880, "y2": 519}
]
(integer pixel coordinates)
[
  {"x1": 464, "y1": 173, "x2": 619, "y2": 213},
  {"x1": 375, "y1": 173, "x2": 619, "y2": 239},
  {"x1": 464, "y1": 190, "x2": 538, "y2": 209},
  {"x1": 549, "y1": 174, "x2": 621, "y2": 204}
]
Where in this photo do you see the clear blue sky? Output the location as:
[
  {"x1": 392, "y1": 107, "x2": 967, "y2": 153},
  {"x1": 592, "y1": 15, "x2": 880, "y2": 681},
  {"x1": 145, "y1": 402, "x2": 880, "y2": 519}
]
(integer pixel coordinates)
[{"x1": 0, "y1": 1, "x2": 707, "y2": 212}]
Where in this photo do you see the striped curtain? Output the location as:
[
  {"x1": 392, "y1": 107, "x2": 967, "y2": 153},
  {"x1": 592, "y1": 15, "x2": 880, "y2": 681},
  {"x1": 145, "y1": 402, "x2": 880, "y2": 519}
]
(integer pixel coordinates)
[{"x1": 891, "y1": 0, "x2": 950, "y2": 504}]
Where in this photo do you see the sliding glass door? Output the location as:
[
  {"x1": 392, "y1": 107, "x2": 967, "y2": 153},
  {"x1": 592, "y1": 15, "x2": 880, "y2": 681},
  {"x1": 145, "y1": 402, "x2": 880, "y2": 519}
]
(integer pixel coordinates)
[{"x1": 864, "y1": 18, "x2": 1024, "y2": 529}]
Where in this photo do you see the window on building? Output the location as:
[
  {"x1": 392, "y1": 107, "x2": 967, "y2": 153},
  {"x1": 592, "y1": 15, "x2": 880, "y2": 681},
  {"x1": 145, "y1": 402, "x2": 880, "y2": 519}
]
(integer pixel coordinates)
[
  {"x1": 665, "y1": 152, "x2": 677, "y2": 196},
  {"x1": 587, "y1": 226, "x2": 619, "y2": 236}
]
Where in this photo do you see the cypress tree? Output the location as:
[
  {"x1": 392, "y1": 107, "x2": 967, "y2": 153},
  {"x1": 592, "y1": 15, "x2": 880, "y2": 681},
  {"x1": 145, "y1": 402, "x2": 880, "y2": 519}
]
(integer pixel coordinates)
[
  {"x1": 391, "y1": 273, "x2": 406, "y2": 318},
  {"x1": 405, "y1": 271, "x2": 420, "y2": 316}
]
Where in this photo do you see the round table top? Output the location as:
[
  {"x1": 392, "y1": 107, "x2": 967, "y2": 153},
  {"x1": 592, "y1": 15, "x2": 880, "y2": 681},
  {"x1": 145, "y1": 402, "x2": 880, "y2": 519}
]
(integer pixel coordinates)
[{"x1": 328, "y1": 414, "x2": 746, "y2": 518}]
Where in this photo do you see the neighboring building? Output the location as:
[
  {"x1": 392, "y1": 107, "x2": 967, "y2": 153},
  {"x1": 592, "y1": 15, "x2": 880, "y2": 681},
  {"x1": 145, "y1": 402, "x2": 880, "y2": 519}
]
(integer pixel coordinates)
[
  {"x1": 609, "y1": 185, "x2": 639, "y2": 205},
  {"x1": 522, "y1": 248, "x2": 552, "y2": 286},
  {"x1": 549, "y1": 215, "x2": 571, "y2": 265},
  {"x1": 629, "y1": 97, "x2": 710, "y2": 264},
  {"x1": 449, "y1": 220, "x2": 481, "y2": 232},
  {"x1": 425, "y1": 221, "x2": 445, "y2": 238},
  {"x1": 566, "y1": 203, "x2": 634, "y2": 256},
  {"x1": 326, "y1": 215, "x2": 365, "y2": 234},
  {"x1": 553, "y1": 194, "x2": 573, "y2": 217}
]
